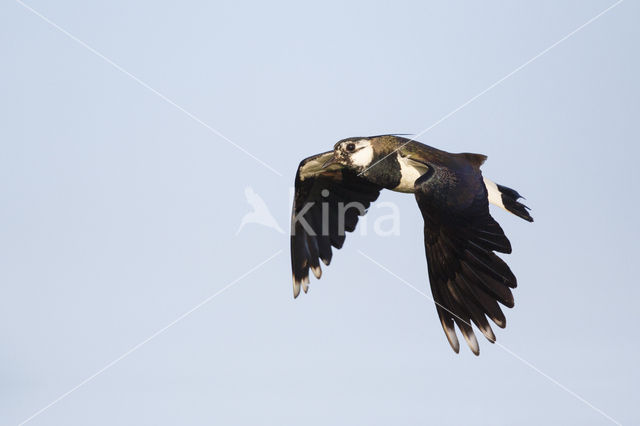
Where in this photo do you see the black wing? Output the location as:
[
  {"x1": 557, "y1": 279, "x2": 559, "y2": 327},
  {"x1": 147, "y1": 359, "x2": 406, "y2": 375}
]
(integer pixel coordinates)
[
  {"x1": 291, "y1": 152, "x2": 382, "y2": 297},
  {"x1": 414, "y1": 161, "x2": 517, "y2": 355}
]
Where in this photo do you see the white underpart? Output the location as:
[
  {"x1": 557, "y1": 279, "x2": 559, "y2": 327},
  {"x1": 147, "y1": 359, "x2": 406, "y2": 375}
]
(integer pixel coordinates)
[
  {"x1": 393, "y1": 154, "x2": 426, "y2": 193},
  {"x1": 349, "y1": 140, "x2": 375, "y2": 167},
  {"x1": 483, "y1": 177, "x2": 506, "y2": 210}
]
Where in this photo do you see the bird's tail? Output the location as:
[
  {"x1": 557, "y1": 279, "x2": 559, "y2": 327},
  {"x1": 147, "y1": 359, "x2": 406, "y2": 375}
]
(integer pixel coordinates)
[{"x1": 483, "y1": 178, "x2": 533, "y2": 222}]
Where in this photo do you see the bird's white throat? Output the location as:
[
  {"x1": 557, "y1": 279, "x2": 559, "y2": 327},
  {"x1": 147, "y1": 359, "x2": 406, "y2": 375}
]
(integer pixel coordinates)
[{"x1": 349, "y1": 141, "x2": 375, "y2": 168}]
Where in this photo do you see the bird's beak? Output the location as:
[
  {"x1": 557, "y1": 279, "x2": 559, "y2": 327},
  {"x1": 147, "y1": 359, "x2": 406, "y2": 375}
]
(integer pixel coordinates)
[{"x1": 321, "y1": 155, "x2": 337, "y2": 169}]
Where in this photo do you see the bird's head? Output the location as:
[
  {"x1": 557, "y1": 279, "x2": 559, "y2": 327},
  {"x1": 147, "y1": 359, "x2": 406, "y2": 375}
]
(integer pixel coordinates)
[{"x1": 321, "y1": 138, "x2": 375, "y2": 172}]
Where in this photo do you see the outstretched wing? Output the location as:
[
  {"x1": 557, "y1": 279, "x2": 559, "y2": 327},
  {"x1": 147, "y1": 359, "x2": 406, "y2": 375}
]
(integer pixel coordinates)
[
  {"x1": 414, "y1": 160, "x2": 517, "y2": 355},
  {"x1": 291, "y1": 152, "x2": 382, "y2": 297}
]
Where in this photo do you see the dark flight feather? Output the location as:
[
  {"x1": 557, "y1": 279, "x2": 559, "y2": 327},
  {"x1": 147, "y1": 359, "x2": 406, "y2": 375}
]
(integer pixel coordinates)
[
  {"x1": 414, "y1": 160, "x2": 517, "y2": 355},
  {"x1": 291, "y1": 153, "x2": 382, "y2": 297}
]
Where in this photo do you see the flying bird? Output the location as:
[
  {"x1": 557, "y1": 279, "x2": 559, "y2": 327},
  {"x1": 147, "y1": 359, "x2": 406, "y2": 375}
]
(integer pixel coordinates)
[{"x1": 290, "y1": 135, "x2": 532, "y2": 355}]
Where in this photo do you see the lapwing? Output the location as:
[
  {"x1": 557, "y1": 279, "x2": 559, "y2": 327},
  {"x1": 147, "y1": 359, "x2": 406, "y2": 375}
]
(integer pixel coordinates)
[{"x1": 290, "y1": 135, "x2": 533, "y2": 355}]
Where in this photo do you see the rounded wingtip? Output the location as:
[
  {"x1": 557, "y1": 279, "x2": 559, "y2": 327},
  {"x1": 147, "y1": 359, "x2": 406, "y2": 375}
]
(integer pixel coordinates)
[
  {"x1": 447, "y1": 333, "x2": 460, "y2": 354},
  {"x1": 479, "y1": 326, "x2": 496, "y2": 343},
  {"x1": 493, "y1": 316, "x2": 507, "y2": 329},
  {"x1": 463, "y1": 333, "x2": 480, "y2": 356},
  {"x1": 293, "y1": 275, "x2": 309, "y2": 299},
  {"x1": 311, "y1": 265, "x2": 322, "y2": 279},
  {"x1": 292, "y1": 274, "x2": 309, "y2": 298},
  {"x1": 293, "y1": 283, "x2": 300, "y2": 299}
]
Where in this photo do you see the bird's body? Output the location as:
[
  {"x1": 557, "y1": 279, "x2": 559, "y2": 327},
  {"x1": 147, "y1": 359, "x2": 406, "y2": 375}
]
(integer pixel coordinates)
[{"x1": 290, "y1": 135, "x2": 532, "y2": 355}]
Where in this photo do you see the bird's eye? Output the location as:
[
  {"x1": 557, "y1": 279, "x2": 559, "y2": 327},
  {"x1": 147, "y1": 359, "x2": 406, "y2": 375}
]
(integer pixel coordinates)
[{"x1": 346, "y1": 143, "x2": 356, "y2": 152}]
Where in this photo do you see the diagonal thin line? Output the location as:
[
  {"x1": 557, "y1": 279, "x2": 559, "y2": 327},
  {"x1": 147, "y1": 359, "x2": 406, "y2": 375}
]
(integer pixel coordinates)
[
  {"x1": 15, "y1": 0, "x2": 283, "y2": 177},
  {"x1": 358, "y1": 250, "x2": 622, "y2": 426},
  {"x1": 360, "y1": 0, "x2": 624, "y2": 176},
  {"x1": 18, "y1": 250, "x2": 282, "y2": 426}
]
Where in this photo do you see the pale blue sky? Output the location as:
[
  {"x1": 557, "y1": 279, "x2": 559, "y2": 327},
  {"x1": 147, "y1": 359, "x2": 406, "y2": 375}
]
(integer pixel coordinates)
[{"x1": 1, "y1": 1, "x2": 639, "y2": 425}]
